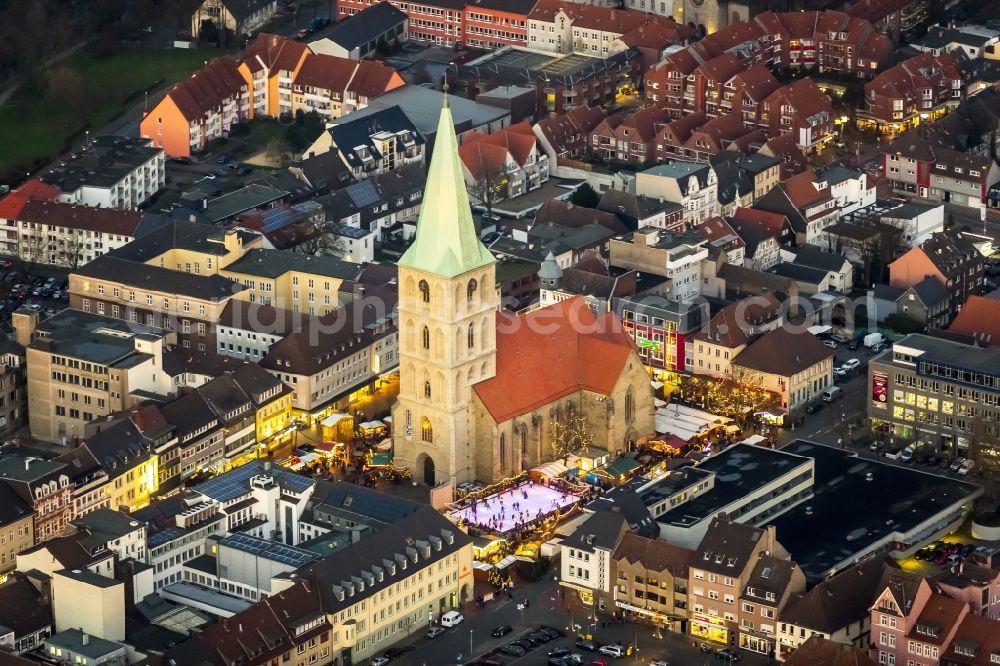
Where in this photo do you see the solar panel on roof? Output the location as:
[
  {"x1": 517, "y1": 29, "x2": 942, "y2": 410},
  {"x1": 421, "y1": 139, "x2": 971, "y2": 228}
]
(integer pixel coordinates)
[
  {"x1": 346, "y1": 180, "x2": 380, "y2": 208},
  {"x1": 261, "y1": 208, "x2": 299, "y2": 234}
]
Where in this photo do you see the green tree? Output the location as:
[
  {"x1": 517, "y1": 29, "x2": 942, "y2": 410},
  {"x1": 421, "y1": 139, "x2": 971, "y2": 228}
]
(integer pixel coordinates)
[
  {"x1": 569, "y1": 182, "x2": 599, "y2": 208},
  {"x1": 284, "y1": 110, "x2": 326, "y2": 154}
]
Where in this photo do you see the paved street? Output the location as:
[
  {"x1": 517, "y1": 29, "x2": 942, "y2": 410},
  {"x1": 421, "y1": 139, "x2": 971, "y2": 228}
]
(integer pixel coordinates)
[{"x1": 390, "y1": 577, "x2": 768, "y2": 666}]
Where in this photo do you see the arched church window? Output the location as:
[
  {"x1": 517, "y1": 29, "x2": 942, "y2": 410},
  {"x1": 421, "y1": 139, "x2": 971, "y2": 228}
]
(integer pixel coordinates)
[
  {"x1": 419, "y1": 280, "x2": 430, "y2": 303},
  {"x1": 421, "y1": 418, "x2": 433, "y2": 443},
  {"x1": 467, "y1": 323, "x2": 475, "y2": 349},
  {"x1": 422, "y1": 326, "x2": 430, "y2": 350},
  {"x1": 625, "y1": 387, "x2": 634, "y2": 424},
  {"x1": 467, "y1": 279, "x2": 478, "y2": 303},
  {"x1": 424, "y1": 381, "x2": 432, "y2": 399},
  {"x1": 499, "y1": 433, "x2": 507, "y2": 469}
]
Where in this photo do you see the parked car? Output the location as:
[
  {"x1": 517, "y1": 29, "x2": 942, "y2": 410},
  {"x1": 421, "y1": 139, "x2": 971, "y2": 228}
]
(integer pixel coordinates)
[
  {"x1": 511, "y1": 639, "x2": 535, "y2": 651},
  {"x1": 575, "y1": 639, "x2": 598, "y2": 652},
  {"x1": 491, "y1": 625, "x2": 512, "y2": 638},
  {"x1": 296, "y1": 27, "x2": 311, "y2": 39},
  {"x1": 822, "y1": 339, "x2": 837, "y2": 349},
  {"x1": 959, "y1": 460, "x2": 974, "y2": 475},
  {"x1": 848, "y1": 339, "x2": 860, "y2": 350},
  {"x1": 500, "y1": 645, "x2": 526, "y2": 658},
  {"x1": 171, "y1": 156, "x2": 192, "y2": 164},
  {"x1": 426, "y1": 626, "x2": 446, "y2": 639},
  {"x1": 539, "y1": 627, "x2": 563, "y2": 639},
  {"x1": 842, "y1": 358, "x2": 861, "y2": 371},
  {"x1": 549, "y1": 648, "x2": 572, "y2": 658},
  {"x1": 805, "y1": 402, "x2": 824, "y2": 414},
  {"x1": 831, "y1": 333, "x2": 850, "y2": 344},
  {"x1": 598, "y1": 645, "x2": 625, "y2": 658},
  {"x1": 714, "y1": 648, "x2": 741, "y2": 661},
  {"x1": 215, "y1": 155, "x2": 230, "y2": 164}
]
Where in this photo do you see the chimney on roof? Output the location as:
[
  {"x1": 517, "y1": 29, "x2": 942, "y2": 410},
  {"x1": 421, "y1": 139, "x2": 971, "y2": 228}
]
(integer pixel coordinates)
[{"x1": 81, "y1": 633, "x2": 89, "y2": 646}]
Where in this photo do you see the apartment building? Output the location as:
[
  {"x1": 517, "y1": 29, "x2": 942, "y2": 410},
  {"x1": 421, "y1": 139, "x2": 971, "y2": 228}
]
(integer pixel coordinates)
[
  {"x1": 737, "y1": 555, "x2": 806, "y2": 657},
  {"x1": 728, "y1": 210, "x2": 789, "y2": 271},
  {"x1": 15, "y1": 200, "x2": 145, "y2": 268},
  {"x1": 882, "y1": 138, "x2": 998, "y2": 212},
  {"x1": 867, "y1": 333, "x2": 1000, "y2": 459},
  {"x1": 462, "y1": 0, "x2": 536, "y2": 49},
  {"x1": 589, "y1": 107, "x2": 669, "y2": 165},
  {"x1": 290, "y1": 55, "x2": 405, "y2": 120},
  {"x1": 0, "y1": 455, "x2": 72, "y2": 543},
  {"x1": 687, "y1": 517, "x2": 791, "y2": 648},
  {"x1": 259, "y1": 287, "x2": 397, "y2": 423},
  {"x1": 644, "y1": 11, "x2": 893, "y2": 120},
  {"x1": 732, "y1": 327, "x2": 834, "y2": 411},
  {"x1": 936, "y1": 555, "x2": 1000, "y2": 621},
  {"x1": 869, "y1": 569, "x2": 967, "y2": 666},
  {"x1": 16, "y1": 309, "x2": 174, "y2": 443},
  {"x1": 560, "y1": 511, "x2": 629, "y2": 609},
  {"x1": 38, "y1": 136, "x2": 165, "y2": 210},
  {"x1": 0, "y1": 339, "x2": 26, "y2": 439},
  {"x1": 139, "y1": 56, "x2": 249, "y2": 158},
  {"x1": 616, "y1": 295, "x2": 706, "y2": 375},
  {"x1": 305, "y1": 105, "x2": 425, "y2": 179},
  {"x1": 0, "y1": 574, "x2": 53, "y2": 654},
  {"x1": 320, "y1": 164, "x2": 424, "y2": 242},
  {"x1": 754, "y1": 169, "x2": 841, "y2": 245},
  {"x1": 862, "y1": 52, "x2": 965, "y2": 134},
  {"x1": 0, "y1": 483, "x2": 33, "y2": 573},
  {"x1": 848, "y1": 0, "x2": 929, "y2": 41},
  {"x1": 238, "y1": 33, "x2": 312, "y2": 119},
  {"x1": 219, "y1": 248, "x2": 359, "y2": 315},
  {"x1": 889, "y1": 231, "x2": 985, "y2": 319},
  {"x1": 760, "y1": 78, "x2": 835, "y2": 154},
  {"x1": 692, "y1": 293, "x2": 783, "y2": 380},
  {"x1": 609, "y1": 228, "x2": 709, "y2": 301},
  {"x1": 459, "y1": 123, "x2": 550, "y2": 200},
  {"x1": 527, "y1": 0, "x2": 686, "y2": 57},
  {"x1": 775, "y1": 557, "x2": 887, "y2": 660},
  {"x1": 533, "y1": 105, "x2": 608, "y2": 161},
  {"x1": 636, "y1": 162, "x2": 719, "y2": 227},
  {"x1": 611, "y1": 532, "x2": 693, "y2": 629}
]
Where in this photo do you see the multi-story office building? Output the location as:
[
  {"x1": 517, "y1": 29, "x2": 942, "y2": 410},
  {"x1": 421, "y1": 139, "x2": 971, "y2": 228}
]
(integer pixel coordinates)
[{"x1": 868, "y1": 333, "x2": 1000, "y2": 458}]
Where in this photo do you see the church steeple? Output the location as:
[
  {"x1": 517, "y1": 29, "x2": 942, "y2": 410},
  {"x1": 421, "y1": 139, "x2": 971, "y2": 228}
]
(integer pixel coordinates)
[{"x1": 398, "y1": 94, "x2": 494, "y2": 279}]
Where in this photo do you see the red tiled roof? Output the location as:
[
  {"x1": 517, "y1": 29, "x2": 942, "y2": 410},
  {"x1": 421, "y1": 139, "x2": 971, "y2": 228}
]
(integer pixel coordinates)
[
  {"x1": 459, "y1": 123, "x2": 538, "y2": 175},
  {"x1": 242, "y1": 33, "x2": 311, "y2": 73},
  {"x1": 764, "y1": 78, "x2": 833, "y2": 123},
  {"x1": 941, "y1": 613, "x2": 1000, "y2": 665},
  {"x1": 620, "y1": 106, "x2": 670, "y2": 142},
  {"x1": 691, "y1": 113, "x2": 751, "y2": 145},
  {"x1": 847, "y1": 0, "x2": 918, "y2": 22},
  {"x1": 905, "y1": 593, "x2": 968, "y2": 646},
  {"x1": 783, "y1": 169, "x2": 829, "y2": 208},
  {"x1": 163, "y1": 56, "x2": 246, "y2": 122},
  {"x1": 948, "y1": 295, "x2": 1000, "y2": 345},
  {"x1": 293, "y1": 53, "x2": 358, "y2": 92},
  {"x1": 459, "y1": 139, "x2": 510, "y2": 180},
  {"x1": 657, "y1": 112, "x2": 708, "y2": 144},
  {"x1": 349, "y1": 58, "x2": 405, "y2": 98},
  {"x1": 696, "y1": 52, "x2": 746, "y2": 84},
  {"x1": 732, "y1": 207, "x2": 788, "y2": 234},
  {"x1": 17, "y1": 200, "x2": 143, "y2": 236},
  {"x1": 16, "y1": 179, "x2": 60, "y2": 201},
  {"x1": 760, "y1": 134, "x2": 809, "y2": 178},
  {"x1": 729, "y1": 64, "x2": 780, "y2": 103},
  {"x1": 473, "y1": 296, "x2": 638, "y2": 422},
  {"x1": 535, "y1": 106, "x2": 607, "y2": 153},
  {"x1": 0, "y1": 194, "x2": 27, "y2": 221},
  {"x1": 619, "y1": 15, "x2": 693, "y2": 49}
]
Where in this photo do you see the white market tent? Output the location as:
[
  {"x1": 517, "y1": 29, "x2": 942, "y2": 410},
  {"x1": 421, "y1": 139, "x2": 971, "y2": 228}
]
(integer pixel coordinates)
[
  {"x1": 321, "y1": 413, "x2": 350, "y2": 427},
  {"x1": 533, "y1": 460, "x2": 570, "y2": 478},
  {"x1": 654, "y1": 403, "x2": 733, "y2": 441}
]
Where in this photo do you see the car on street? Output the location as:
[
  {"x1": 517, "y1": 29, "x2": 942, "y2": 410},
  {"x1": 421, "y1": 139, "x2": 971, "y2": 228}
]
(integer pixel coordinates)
[
  {"x1": 650, "y1": 661, "x2": 670, "y2": 666},
  {"x1": 842, "y1": 358, "x2": 861, "y2": 371},
  {"x1": 382, "y1": 648, "x2": 407, "y2": 660},
  {"x1": 805, "y1": 402, "x2": 824, "y2": 414},
  {"x1": 959, "y1": 460, "x2": 974, "y2": 475},
  {"x1": 598, "y1": 645, "x2": 625, "y2": 658},
  {"x1": 216, "y1": 155, "x2": 230, "y2": 164},
  {"x1": 576, "y1": 639, "x2": 598, "y2": 652},
  {"x1": 831, "y1": 333, "x2": 850, "y2": 344},
  {"x1": 370, "y1": 658, "x2": 389, "y2": 666},
  {"x1": 425, "y1": 626, "x2": 445, "y2": 639},
  {"x1": 549, "y1": 648, "x2": 572, "y2": 658},
  {"x1": 530, "y1": 630, "x2": 553, "y2": 643},
  {"x1": 714, "y1": 648, "x2": 741, "y2": 661},
  {"x1": 833, "y1": 367, "x2": 847, "y2": 377},
  {"x1": 822, "y1": 339, "x2": 837, "y2": 349},
  {"x1": 491, "y1": 625, "x2": 512, "y2": 638},
  {"x1": 171, "y1": 156, "x2": 192, "y2": 164},
  {"x1": 848, "y1": 339, "x2": 860, "y2": 350},
  {"x1": 296, "y1": 27, "x2": 311, "y2": 39}
]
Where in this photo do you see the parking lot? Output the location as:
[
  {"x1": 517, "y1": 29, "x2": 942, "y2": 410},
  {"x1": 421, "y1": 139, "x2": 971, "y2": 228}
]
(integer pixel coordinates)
[
  {"x1": 896, "y1": 533, "x2": 999, "y2": 578},
  {"x1": 0, "y1": 267, "x2": 71, "y2": 334}
]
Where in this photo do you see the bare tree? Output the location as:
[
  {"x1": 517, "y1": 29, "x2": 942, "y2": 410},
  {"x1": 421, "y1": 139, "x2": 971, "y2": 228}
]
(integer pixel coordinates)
[
  {"x1": 14, "y1": 231, "x2": 48, "y2": 277},
  {"x1": 293, "y1": 222, "x2": 345, "y2": 257},
  {"x1": 549, "y1": 414, "x2": 593, "y2": 464},
  {"x1": 466, "y1": 147, "x2": 508, "y2": 224},
  {"x1": 61, "y1": 231, "x2": 88, "y2": 270},
  {"x1": 705, "y1": 369, "x2": 777, "y2": 419}
]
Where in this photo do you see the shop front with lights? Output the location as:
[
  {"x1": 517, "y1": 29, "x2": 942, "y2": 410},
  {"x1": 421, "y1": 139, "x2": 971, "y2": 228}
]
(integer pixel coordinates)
[{"x1": 689, "y1": 613, "x2": 729, "y2": 644}]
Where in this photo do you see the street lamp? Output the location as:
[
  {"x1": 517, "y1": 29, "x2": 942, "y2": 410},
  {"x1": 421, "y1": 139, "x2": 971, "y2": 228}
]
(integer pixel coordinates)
[{"x1": 469, "y1": 629, "x2": 473, "y2": 657}]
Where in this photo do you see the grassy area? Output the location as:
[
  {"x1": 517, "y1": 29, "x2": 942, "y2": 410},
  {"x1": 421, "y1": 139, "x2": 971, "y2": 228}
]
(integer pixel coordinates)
[{"x1": 0, "y1": 47, "x2": 223, "y2": 181}]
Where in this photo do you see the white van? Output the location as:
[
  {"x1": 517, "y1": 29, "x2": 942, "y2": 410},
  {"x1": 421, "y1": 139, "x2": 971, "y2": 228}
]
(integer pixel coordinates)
[
  {"x1": 440, "y1": 611, "x2": 464, "y2": 627},
  {"x1": 822, "y1": 387, "x2": 843, "y2": 402},
  {"x1": 900, "y1": 446, "x2": 915, "y2": 462}
]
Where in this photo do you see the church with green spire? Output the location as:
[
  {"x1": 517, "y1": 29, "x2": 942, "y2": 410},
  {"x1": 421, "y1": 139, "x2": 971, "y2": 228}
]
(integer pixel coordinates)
[{"x1": 391, "y1": 94, "x2": 500, "y2": 486}]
